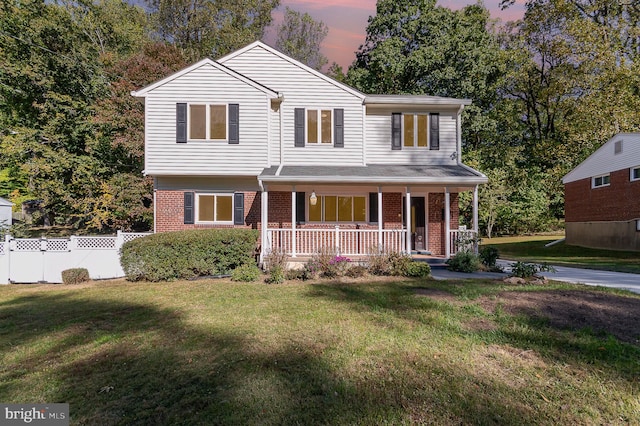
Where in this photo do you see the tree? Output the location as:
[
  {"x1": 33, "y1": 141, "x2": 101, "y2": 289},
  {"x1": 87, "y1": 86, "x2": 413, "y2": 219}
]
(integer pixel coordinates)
[
  {"x1": 347, "y1": 0, "x2": 504, "y2": 149},
  {"x1": 276, "y1": 7, "x2": 328, "y2": 70},
  {"x1": 146, "y1": 0, "x2": 279, "y2": 61}
]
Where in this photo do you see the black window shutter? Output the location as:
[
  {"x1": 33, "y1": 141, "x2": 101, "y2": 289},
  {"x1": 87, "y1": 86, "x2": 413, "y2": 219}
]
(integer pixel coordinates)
[
  {"x1": 369, "y1": 192, "x2": 378, "y2": 223},
  {"x1": 294, "y1": 108, "x2": 305, "y2": 147},
  {"x1": 176, "y1": 103, "x2": 187, "y2": 143},
  {"x1": 296, "y1": 192, "x2": 305, "y2": 224},
  {"x1": 233, "y1": 193, "x2": 244, "y2": 225},
  {"x1": 228, "y1": 103, "x2": 239, "y2": 144},
  {"x1": 184, "y1": 191, "x2": 194, "y2": 224},
  {"x1": 430, "y1": 113, "x2": 440, "y2": 150},
  {"x1": 334, "y1": 108, "x2": 344, "y2": 148},
  {"x1": 391, "y1": 113, "x2": 401, "y2": 150}
]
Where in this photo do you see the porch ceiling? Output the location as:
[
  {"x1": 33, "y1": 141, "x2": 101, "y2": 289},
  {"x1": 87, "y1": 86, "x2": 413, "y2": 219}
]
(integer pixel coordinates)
[{"x1": 259, "y1": 164, "x2": 487, "y2": 186}]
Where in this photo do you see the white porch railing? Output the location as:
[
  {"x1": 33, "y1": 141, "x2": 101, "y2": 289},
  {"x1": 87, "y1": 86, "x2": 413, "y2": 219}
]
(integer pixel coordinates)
[
  {"x1": 449, "y1": 229, "x2": 479, "y2": 255},
  {"x1": 266, "y1": 227, "x2": 406, "y2": 256}
]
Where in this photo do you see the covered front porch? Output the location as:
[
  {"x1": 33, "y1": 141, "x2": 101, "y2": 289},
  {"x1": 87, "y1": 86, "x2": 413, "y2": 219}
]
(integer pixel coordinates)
[{"x1": 258, "y1": 165, "x2": 486, "y2": 261}]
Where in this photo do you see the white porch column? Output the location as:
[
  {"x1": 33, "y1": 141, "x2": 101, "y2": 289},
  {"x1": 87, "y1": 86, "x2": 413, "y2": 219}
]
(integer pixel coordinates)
[
  {"x1": 405, "y1": 187, "x2": 411, "y2": 254},
  {"x1": 377, "y1": 187, "x2": 383, "y2": 249},
  {"x1": 473, "y1": 185, "x2": 479, "y2": 234},
  {"x1": 260, "y1": 187, "x2": 268, "y2": 263},
  {"x1": 444, "y1": 189, "x2": 451, "y2": 258},
  {"x1": 291, "y1": 187, "x2": 297, "y2": 257}
]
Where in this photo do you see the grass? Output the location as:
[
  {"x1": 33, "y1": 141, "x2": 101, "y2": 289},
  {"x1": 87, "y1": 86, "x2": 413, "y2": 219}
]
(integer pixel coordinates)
[
  {"x1": 0, "y1": 278, "x2": 638, "y2": 425},
  {"x1": 483, "y1": 235, "x2": 640, "y2": 274}
]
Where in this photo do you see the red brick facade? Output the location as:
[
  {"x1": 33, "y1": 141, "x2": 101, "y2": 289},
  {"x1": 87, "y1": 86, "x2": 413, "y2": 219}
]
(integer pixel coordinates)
[
  {"x1": 155, "y1": 189, "x2": 458, "y2": 255},
  {"x1": 565, "y1": 168, "x2": 640, "y2": 223}
]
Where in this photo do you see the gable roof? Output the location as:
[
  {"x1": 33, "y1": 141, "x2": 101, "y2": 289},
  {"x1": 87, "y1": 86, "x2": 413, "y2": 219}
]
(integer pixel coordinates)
[
  {"x1": 0, "y1": 197, "x2": 13, "y2": 207},
  {"x1": 217, "y1": 40, "x2": 366, "y2": 100},
  {"x1": 131, "y1": 58, "x2": 280, "y2": 98},
  {"x1": 562, "y1": 133, "x2": 640, "y2": 184}
]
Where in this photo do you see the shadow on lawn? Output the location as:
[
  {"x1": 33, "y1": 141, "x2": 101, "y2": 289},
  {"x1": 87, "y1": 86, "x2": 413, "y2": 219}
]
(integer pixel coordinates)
[{"x1": 0, "y1": 288, "x2": 571, "y2": 425}]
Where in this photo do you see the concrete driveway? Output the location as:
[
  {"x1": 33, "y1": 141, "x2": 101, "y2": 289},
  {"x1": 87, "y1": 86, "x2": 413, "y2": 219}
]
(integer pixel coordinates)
[{"x1": 428, "y1": 259, "x2": 640, "y2": 295}]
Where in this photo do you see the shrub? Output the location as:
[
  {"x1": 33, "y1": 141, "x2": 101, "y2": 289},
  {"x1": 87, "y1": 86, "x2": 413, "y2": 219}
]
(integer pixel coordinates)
[
  {"x1": 345, "y1": 264, "x2": 368, "y2": 278},
  {"x1": 265, "y1": 266, "x2": 285, "y2": 284},
  {"x1": 510, "y1": 261, "x2": 556, "y2": 278},
  {"x1": 446, "y1": 251, "x2": 481, "y2": 273},
  {"x1": 479, "y1": 246, "x2": 500, "y2": 268},
  {"x1": 231, "y1": 263, "x2": 262, "y2": 282},
  {"x1": 61, "y1": 268, "x2": 90, "y2": 284},
  {"x1": 366, "y1": 248, "x2": 413, "y2": 276},
  {"x1": 120, "y1": 229, "x2": 259, "y2": 282},
  {"x1": 307, "y1": 248, "x2": 351, "y2": 278},
  {"x1": 263, "y1": 248, "x2": 288, "y2": 273},
  {"x1": 404, "y1": 262, "x2": 431, "y2": 278}
]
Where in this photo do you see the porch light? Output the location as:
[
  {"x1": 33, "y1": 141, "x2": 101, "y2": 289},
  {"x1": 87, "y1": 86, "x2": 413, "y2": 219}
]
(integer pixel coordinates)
[{"x1": 309, "y1": 191, "x2": 318, "y2": 206}]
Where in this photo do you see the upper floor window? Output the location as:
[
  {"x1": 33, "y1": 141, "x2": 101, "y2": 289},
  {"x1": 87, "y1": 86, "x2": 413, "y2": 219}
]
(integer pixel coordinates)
[
  {"x1": 196, "y1": 193, "x2": 233, "y2": 223},
  {"x1": 294, "y1": 108, "x2": 344, "y2": 148},
  {"x1": 307, "y1": 109, "x2": 332, "y2": 144},
  {"x1": 631, "y1": 167, "x2": 640, "y2": 181},
  {"x1": 592, "y1": 174, "x2": 610, "y2": 188},
  {"x1": 190, "y1": 104, "x2": 227, "y2": 140},
  {"x1": 392, "y1": 112, "x2": 439, "y2": 150},
  {"x1": 403, "y1": 114, "x2": 428, "y2": 147},
  {"x1": 176, "y1": 103, "x2": 239, "y2": 144},
  {"x1": 308, "y1": 195, "x2": 367, "y2": 222}
]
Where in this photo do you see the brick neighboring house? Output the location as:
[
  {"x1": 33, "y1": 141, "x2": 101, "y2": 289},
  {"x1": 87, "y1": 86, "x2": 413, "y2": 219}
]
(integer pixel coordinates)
[
  {"x1": 562, "y1": 133, "x2": 640, "y2": 251},
  {"x1": 132, "y1": 41, "x2": 487, "y2": 260}
]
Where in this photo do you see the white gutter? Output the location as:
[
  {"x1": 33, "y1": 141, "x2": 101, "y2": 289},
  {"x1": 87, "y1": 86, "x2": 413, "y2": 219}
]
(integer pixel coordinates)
[{"x1": 258, "y1": 175, "x2": 488, "y2": 185}]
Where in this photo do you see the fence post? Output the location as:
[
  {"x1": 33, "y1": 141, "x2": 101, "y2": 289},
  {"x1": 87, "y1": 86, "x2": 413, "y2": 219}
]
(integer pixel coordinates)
[
  {"x1": 0, "y1": 235, "x2": 10, "y2": 284},
  {"x1": 116, "y1": 230, "x2": 124, "y2": 252},
  {"x1": 335, "y1": 225, "x2": 340, "y2": 254}
]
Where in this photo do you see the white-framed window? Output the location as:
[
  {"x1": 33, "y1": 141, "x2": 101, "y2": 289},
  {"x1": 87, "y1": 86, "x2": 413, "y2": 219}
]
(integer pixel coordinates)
[
  {"x1": 306, "y1": 109, "x2": 333, "y2": 144},
  {"x1": 196, "y1": 193, "x2": 233, "y2": 223},
  {"x1": 592, "y1": 174, "x2": 610, "y2": 188},
  {"x1": 403, "y1": 114, "x2": 429, "y2": 148},
  {"x1": 308, "y1": 195, "x2": 367, "y2": 222},
  {"x1": 189, "y1": 103, "x2": 228, "y2": 140},
  {"x1": 631, "y1": 166, "x2": 640, "y2": 182}
]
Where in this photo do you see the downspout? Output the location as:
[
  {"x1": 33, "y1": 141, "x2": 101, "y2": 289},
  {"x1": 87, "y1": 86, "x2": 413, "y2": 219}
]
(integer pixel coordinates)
[
  {"x1": 279, "y1": 94, "x2": 285, "y2": 166},
  {"x1": 456, "y1": 105, "x2": 464, "y2": 165}
]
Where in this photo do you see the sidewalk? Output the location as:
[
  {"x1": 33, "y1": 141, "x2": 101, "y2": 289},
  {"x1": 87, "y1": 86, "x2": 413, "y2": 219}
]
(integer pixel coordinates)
[{"x1": 426, "y1": 258, "x2": 640, "y2": 295}]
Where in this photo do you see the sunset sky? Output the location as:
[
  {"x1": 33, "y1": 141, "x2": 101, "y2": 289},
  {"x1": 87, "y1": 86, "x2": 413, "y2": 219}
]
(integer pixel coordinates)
[{"x1": 268, "y1": 0, "x2": 527, "y2": 69}]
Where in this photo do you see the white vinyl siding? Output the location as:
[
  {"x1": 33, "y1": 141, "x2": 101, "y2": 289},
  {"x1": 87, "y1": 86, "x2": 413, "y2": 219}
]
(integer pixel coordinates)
[
  {"x1": 144, "y1": 63, "x2": 270, "y2": 176},
  {"x1": 221, "y1": 45, "x2": 364, "y2": 166},
  {"x1": 592, "y1": 174, "x2": 610, "y2": 188},
  {"x1": 365, "y1": 108, "x2": 458, "y2": 165},
  {"x1": 563, "y1": 133, "x2": 640, "y2": 184}
]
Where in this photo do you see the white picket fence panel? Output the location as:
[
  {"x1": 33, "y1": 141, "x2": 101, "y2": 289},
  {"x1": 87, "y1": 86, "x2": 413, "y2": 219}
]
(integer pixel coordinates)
[{"x1": 0, "y1": 231, "x2": 150, "y2": 284}]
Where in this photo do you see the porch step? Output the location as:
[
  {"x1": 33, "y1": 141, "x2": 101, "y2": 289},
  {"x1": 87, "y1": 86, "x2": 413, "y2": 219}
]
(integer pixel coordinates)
[{"x1": 413, "y1": 256, "x2": 448, "y2": 268}]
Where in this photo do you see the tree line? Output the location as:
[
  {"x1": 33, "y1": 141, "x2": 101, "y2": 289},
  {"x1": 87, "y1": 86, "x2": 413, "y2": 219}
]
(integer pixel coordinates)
[{"x1": 1, "y1": 0, "x2": 638, "y2": 236}]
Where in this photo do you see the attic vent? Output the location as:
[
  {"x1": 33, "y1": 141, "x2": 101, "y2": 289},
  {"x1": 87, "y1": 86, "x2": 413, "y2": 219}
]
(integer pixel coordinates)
[{"x1": 614, "y1": 140, "x2": 622, "y2": 154}]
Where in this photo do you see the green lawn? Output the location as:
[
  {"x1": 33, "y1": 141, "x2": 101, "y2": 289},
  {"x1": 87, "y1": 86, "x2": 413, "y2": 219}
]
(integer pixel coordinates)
[
  {"x1": 0, "y1": 278, "x2": 638, "y2": 425},
  {"x1": 483, "y1": 235, "x2": 640, "y2": 274}
]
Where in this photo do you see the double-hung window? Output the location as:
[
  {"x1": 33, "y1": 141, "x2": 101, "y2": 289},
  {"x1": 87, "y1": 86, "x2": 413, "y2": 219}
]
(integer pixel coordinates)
[
  {"x1": 592, "y1": 174, "x2": 610, "y2": 188},
  {"x1": 631, "y1": 167, "x2": 640, "y2": 181},
  {"x1": 403, "y1": 114, "x2": 428, "y2": 147},
  {"x1": 189, "y1": 104, "x2": 227, "y2": 140},
  {"x1": 308, "y1": 195, "x2": 366, "y2": 222},
  {"x1": 196, "y1": 193, "x2": 233, "y2": 223},
  {"x1": 392, "y1": 112, "x2": 439, "y2": 150},
  {"x1": 307, "y1": 109, "x2": 332, "y2": 144}
]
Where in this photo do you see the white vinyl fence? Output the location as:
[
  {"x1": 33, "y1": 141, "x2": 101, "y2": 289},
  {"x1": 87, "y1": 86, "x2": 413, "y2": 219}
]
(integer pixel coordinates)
[{"x1": 0, "y1": 231, "x2": 150, "y2": 284}]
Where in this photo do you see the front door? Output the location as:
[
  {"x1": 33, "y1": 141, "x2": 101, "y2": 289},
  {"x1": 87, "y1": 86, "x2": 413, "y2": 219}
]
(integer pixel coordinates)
[{"x1": 411, "y1": 197, "x2": 426, "y2": 251}]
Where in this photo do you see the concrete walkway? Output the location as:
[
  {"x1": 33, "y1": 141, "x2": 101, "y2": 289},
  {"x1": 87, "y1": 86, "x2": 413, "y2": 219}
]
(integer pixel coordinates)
[{"x1": 428, "y1": 259, "x2": 640, "y2": 295}]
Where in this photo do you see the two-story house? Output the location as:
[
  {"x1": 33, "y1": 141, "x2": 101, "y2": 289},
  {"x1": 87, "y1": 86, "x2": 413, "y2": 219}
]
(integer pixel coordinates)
[
  {"x1": 131, "y1": 41, "x2": 487, "y2": 261},
  {"x1": 562, "y1": 133, "x2": 640, "y2": 251}
]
